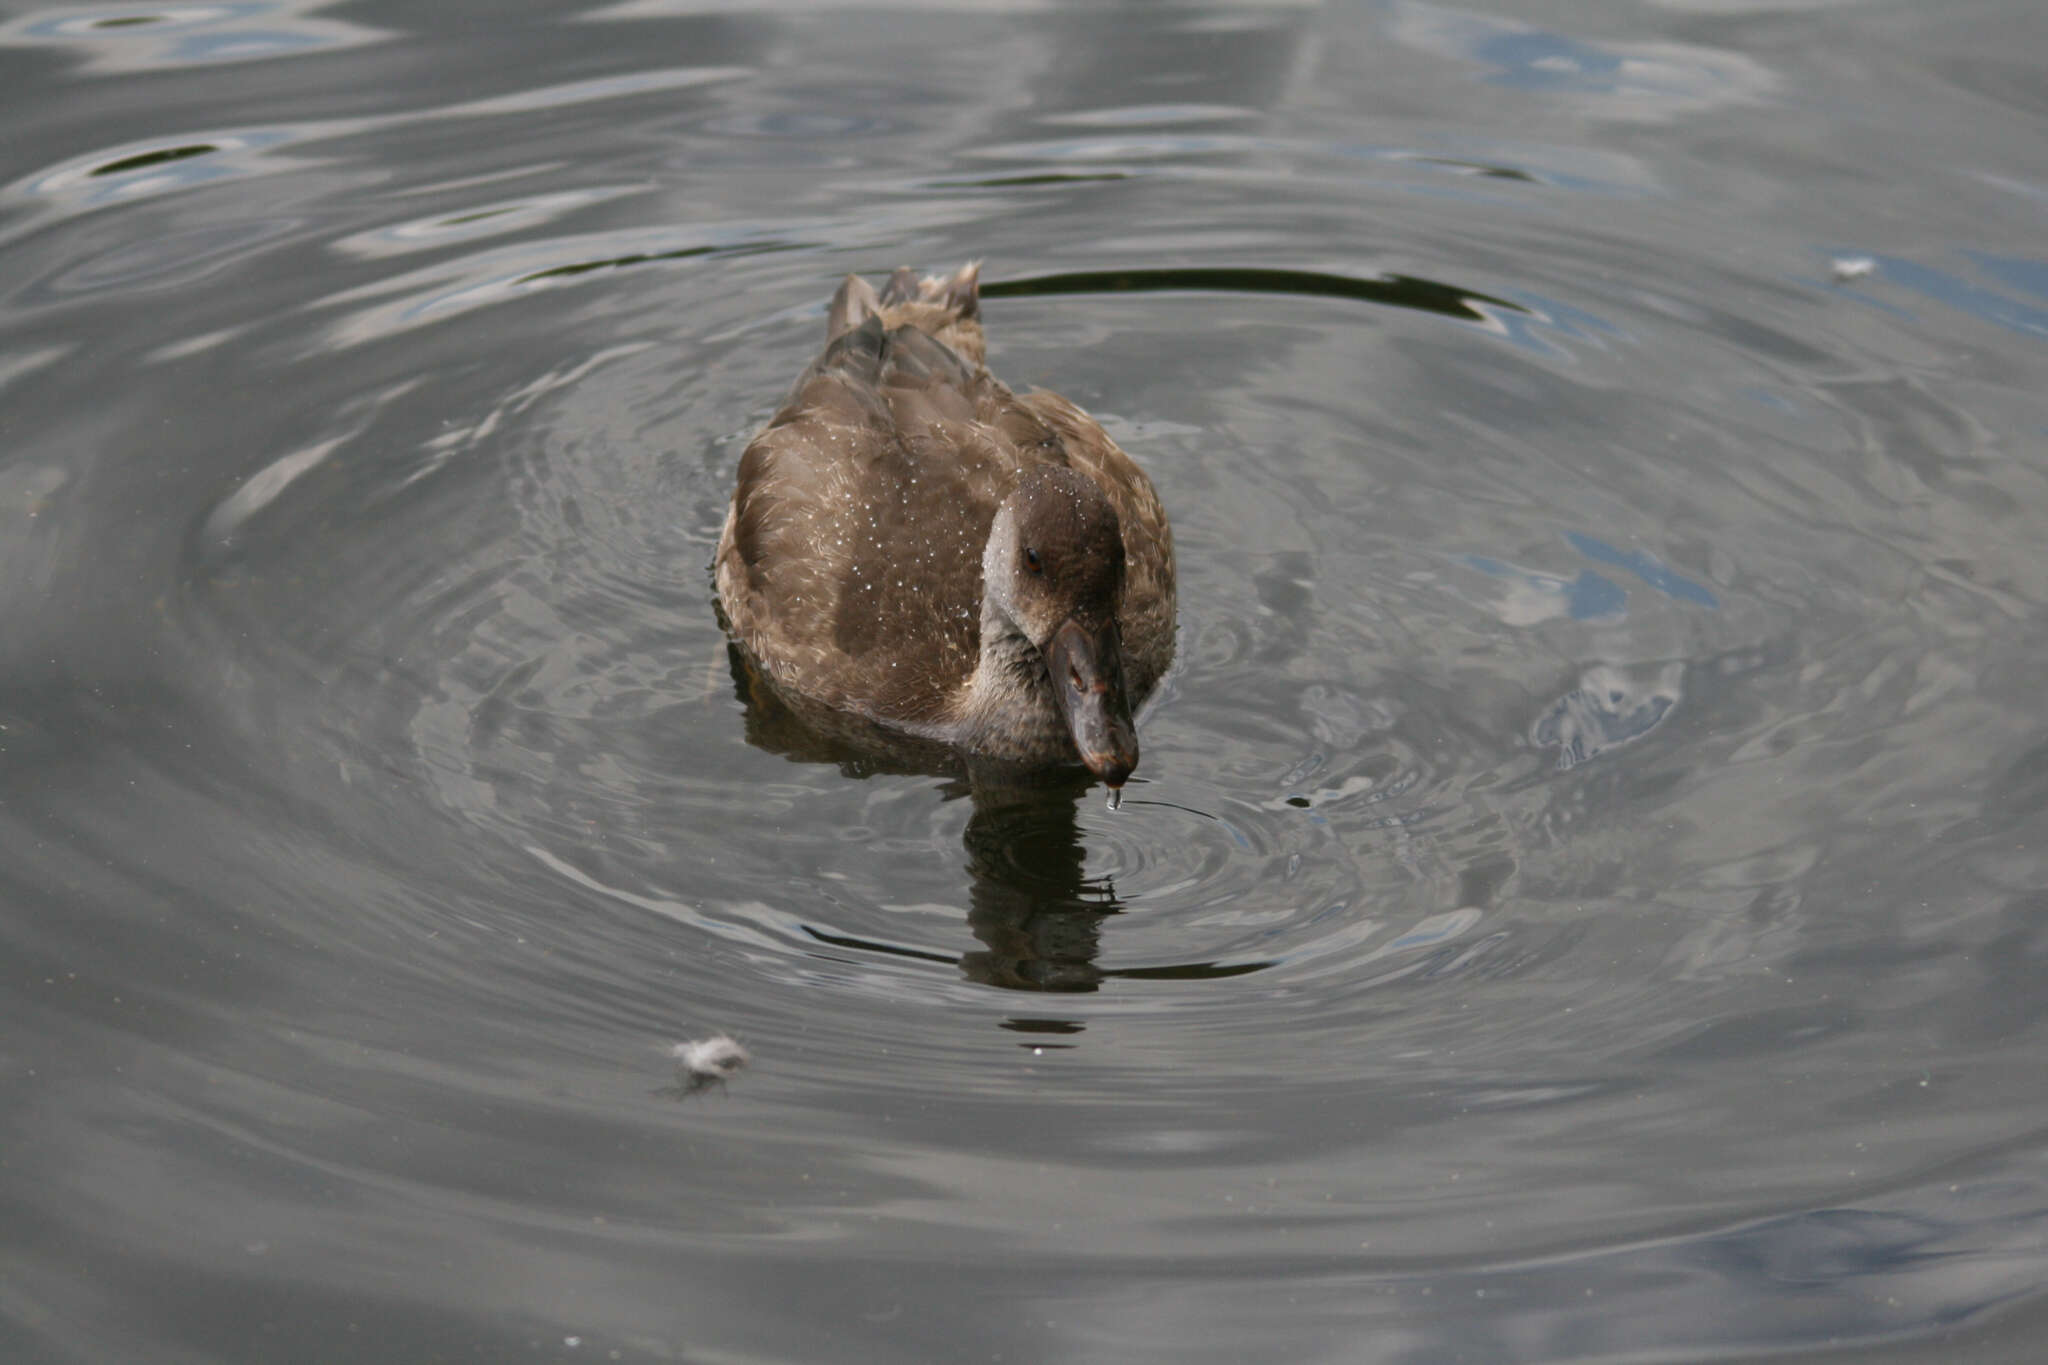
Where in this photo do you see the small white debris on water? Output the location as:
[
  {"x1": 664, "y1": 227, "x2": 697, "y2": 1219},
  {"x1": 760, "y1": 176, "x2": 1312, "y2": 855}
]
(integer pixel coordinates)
[
  {"x1": 673, "y1": 1033, "x2": 750, "y2": 1090},
  {"x1": 1831, "y1": 255, "x2": 1875, "y2": 283}
]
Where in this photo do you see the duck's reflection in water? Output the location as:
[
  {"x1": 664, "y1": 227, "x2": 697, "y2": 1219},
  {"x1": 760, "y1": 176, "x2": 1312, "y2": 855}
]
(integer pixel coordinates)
[
  {"x1": 732, "y1": 647, "x2": 1271, "y2": 995},
  {"x1": 730, "y1": 645, "x2": 1119, "y2": 993},
  {"x1": 955, "y1": 773, "x2": 1117, "y2": 992}
]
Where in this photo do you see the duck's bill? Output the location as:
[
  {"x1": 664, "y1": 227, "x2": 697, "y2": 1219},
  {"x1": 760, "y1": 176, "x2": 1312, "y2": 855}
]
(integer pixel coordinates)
[{"x1": 1046, "y1": 617, "x2": 1139, "y2": 787}]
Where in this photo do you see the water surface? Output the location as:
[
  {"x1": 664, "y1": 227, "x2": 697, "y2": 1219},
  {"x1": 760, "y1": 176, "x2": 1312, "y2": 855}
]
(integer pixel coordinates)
[{"x1": 4, "y1": 1, "x2": 2048, "y2": 1360}]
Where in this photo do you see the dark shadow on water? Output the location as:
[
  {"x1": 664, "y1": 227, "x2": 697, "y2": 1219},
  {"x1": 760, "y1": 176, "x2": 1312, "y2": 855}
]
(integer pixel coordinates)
[{"x1": 983, "y1": 266, "x2": 1531, "y2": 326}]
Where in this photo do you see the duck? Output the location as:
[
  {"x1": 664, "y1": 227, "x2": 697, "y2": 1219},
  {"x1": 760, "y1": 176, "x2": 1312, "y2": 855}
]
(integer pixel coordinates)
[{"x1": 714, "y1": 264, "x2": 1176, "y2": 789}]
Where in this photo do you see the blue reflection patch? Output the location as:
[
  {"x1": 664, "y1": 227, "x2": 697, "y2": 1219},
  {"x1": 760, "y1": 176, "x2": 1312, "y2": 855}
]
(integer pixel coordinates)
[
  {"x1": 1474, "y1": 32, "x2": 1622, "y2": 93},
  {"x1": 1877, "y1": 256, "x2": 2048, "y2": 340},
  {"x1": 1566, "y1": 532, "x2": 1718, "y2": 608},
  {"x1": 1963, "y1": 252, "x2": 2048, "y2": 303},
  {"x1": 1565, "y1": 569, "x2": 1628, "y2": 618},
  {"x1": 1459, "y1": 554, "x2": 1627, "y2": 622}
]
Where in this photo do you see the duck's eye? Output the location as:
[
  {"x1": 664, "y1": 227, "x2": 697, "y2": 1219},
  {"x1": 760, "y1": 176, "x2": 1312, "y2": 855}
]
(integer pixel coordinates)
[{"x1": 1022, "y1": 547, "x2": 1043, "y2": 575}]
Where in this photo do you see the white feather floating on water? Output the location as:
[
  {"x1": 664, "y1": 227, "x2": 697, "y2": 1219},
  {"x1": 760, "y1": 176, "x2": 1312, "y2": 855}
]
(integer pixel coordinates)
[{"x1": 672, "y1": 1033, "x2": 750, "y2": 1092}]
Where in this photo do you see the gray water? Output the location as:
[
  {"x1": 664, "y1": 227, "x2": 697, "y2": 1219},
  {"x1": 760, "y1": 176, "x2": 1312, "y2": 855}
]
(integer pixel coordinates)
[{"x1": 4, "y1": 1, "x2": 2048, "y2": 1361}]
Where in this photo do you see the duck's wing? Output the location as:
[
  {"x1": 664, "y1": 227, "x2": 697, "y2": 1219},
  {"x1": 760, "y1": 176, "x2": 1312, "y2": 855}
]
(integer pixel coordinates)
[{"x1": 716, "y1": 312, "x2": 1005, "y2": 728}]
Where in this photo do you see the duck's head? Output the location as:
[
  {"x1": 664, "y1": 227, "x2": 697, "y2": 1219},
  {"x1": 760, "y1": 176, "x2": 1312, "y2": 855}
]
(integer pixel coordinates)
[{"x1": 983, "y1": 466, "x2": 1140, "y2": 787}]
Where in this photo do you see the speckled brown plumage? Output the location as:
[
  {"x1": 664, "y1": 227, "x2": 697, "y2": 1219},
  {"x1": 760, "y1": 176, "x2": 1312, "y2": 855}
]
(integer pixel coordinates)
[{"x1": 714, "y1": 265, "x2": 1176, "y2": 781}]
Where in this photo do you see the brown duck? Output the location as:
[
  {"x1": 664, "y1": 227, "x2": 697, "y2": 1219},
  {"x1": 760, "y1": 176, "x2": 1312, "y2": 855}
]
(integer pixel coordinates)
[{"x1": 715, "y1": 265, "x2": 1176, "y2": 788}]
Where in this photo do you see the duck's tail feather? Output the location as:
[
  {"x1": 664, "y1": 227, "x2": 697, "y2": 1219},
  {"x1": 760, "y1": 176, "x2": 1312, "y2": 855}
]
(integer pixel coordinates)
[
  {"x1": 827, "y1": 273, "x2": 882, "y2": 343},
  {"x1": 878, "y1": 266, "x2": 922, "y2": 308},
  {"x1": 879, "y1": 262, "x2": 981, "y2": 320},
  {"x1": 823, "y1": 264, "x2": 986, "y2": 367}
]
